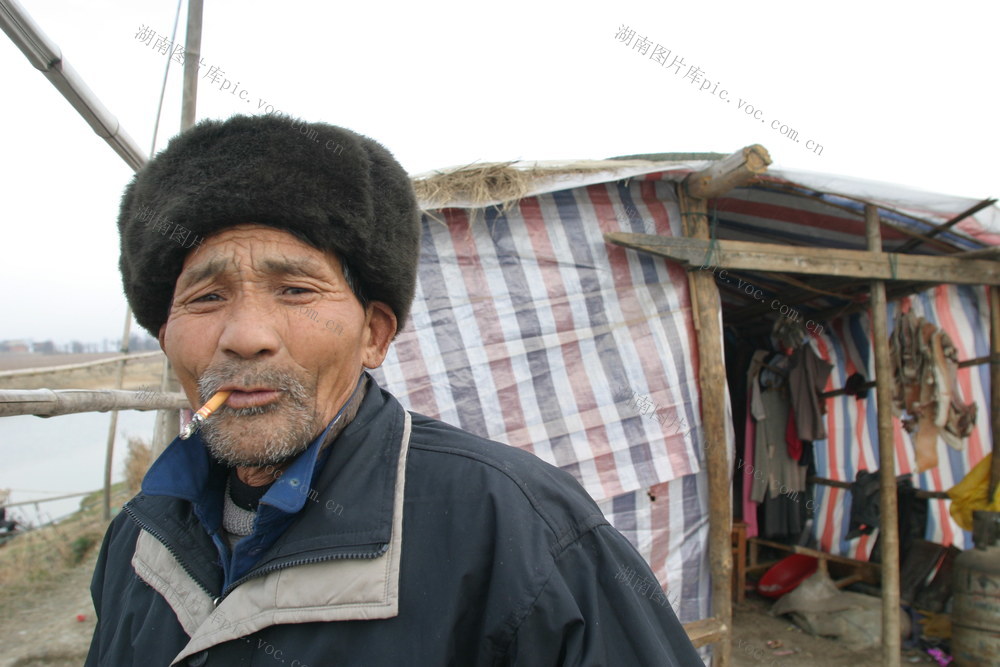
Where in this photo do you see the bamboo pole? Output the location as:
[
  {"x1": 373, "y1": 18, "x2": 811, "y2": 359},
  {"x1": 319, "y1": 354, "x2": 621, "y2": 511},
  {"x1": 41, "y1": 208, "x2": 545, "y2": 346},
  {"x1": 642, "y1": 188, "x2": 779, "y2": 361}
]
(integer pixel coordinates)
[
  {"x1": 0, "y1": 389, "x2": 188, "y2": 417},
  {"x1": 181, "y1": 0, "x2": 203, "y2": 130},
  {"x1": 866, "y1": 204, "x2": 901, "y2": 667},
  {"x1": 990, "y1": 286, "x2": 1000, "y2": 503},
  {"x1": 895, "y1": 198, "x2": 997, "y2": 254},
  {"x1": 0, "y1": 351, "x2": 163, "y2": 379},
  {"x1": 1, "y1": 489, "x2": 94, "y2": 509},
  {"x1": 150, "y1": 0, "x2": 204, "y2": 457},
  {"x1": 0, "y1": 0, "x2": 147, "y2": 170},
  {"x1": 102, "y1": 313, "x2": 134, "y2": 520},
  {"x1": 679, "y1": 186, "x2": 732, "y2": 667}
]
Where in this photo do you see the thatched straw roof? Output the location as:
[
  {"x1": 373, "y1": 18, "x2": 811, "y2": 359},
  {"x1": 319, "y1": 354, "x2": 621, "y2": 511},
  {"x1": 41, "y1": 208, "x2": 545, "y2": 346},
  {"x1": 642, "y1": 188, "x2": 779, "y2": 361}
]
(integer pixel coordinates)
[{"x1": 410, "y1": 158, "x2": 712, "y2": 212}]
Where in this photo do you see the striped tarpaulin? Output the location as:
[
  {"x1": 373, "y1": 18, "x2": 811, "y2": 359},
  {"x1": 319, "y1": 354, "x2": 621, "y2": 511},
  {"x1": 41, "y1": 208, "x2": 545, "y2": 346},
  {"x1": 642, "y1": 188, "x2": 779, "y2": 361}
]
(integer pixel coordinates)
[
  {"x1": 595, "y1": 472, "x2": 710, "y2": 625},
  {"x1": 810, "y1": 284, "x2": 993, "y2": 558},
  {"x1": 370, "y1": 175, "x2": 714, "y2": 621}
]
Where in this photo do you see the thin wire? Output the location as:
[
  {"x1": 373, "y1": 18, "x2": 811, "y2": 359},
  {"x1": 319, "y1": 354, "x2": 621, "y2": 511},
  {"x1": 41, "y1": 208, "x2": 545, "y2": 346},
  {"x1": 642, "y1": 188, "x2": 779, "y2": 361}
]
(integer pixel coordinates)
[{"x1": 149, "y1": 0, "x2": 185, "y2": 156}]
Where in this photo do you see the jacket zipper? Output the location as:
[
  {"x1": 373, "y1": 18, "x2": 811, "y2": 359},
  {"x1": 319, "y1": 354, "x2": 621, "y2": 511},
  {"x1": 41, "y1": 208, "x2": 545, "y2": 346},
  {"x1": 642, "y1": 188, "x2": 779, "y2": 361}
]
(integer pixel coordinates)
[
  {"x1": 221, "y1": 542, "x2": 389, "y2": 600},
  {"x1": 124, "y1": 502, "x2": 389, "y2": 606},
  {"x1": 123, "y1": 503, "x2": 219, "y2": 603}
]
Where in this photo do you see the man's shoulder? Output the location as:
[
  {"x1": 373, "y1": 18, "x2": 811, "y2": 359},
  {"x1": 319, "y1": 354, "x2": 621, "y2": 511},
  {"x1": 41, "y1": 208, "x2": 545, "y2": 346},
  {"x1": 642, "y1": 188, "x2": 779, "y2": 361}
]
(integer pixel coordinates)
[{"x1": 404, "y1": 412, "x2": 608, "y2": 545}]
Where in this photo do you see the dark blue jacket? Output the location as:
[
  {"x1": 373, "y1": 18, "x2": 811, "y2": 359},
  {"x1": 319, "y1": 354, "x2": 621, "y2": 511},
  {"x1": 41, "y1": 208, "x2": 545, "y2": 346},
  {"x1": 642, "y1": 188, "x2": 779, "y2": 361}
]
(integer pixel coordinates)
[{"x1": 86, "y1": 379, "x2": 700, "y2": 666}]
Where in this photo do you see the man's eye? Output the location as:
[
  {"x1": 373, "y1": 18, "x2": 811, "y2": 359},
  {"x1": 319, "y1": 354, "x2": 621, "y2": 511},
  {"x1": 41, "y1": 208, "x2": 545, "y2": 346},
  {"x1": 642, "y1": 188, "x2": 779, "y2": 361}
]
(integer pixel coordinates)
[
  {"x1": 283, "y1": 287, "x2": 313, "y2": 296},
  {"x1": 192, "y1": 293, "x2": 222, "y2": 303}
]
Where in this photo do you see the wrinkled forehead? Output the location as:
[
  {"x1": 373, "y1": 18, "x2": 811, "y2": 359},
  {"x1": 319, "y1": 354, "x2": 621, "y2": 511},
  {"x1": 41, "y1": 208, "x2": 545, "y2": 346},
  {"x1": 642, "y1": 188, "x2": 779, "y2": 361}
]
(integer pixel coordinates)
[{"x1": 174, "y1": 224, "x2": 343, "y2": 290}]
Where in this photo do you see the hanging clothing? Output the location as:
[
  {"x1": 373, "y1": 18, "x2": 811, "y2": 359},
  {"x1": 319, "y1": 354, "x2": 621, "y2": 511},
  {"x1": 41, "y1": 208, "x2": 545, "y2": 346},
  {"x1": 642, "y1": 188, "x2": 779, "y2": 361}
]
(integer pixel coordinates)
[
  {"x1": 846, "y1": 470, "x2": 881, "y2": 539},
  {"x1": 747, "y1": 350, "x2": 770, "y2": 422},
  {"x1": 750, "y1": 355, "x2": 807, "y2": 504},
  {"x1": 788, "y1": 343, "x2": 833, "y2": 442},
  {"x1": 786, "y1": 409, "x2": 802, "y2": 462},
  {"x1": 890, "y1": 311, "x2": 977, "y2": 472},
  {"x1": 760, "y1": 488, "x2": 807, "y2": 540}
]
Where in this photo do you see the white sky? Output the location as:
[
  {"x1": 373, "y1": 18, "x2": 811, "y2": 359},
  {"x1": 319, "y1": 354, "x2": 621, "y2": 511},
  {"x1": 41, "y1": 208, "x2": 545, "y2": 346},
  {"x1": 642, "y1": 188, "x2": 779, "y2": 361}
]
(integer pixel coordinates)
[{"x1": 1, "y1": 0, "x2": 997, "y2": 345}]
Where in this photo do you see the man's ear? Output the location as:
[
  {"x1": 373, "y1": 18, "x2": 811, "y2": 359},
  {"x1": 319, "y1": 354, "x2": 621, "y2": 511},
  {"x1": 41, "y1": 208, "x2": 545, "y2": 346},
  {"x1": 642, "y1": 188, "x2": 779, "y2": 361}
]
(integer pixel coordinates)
[
  {"x1": 157, "y1": 324, "x2": 167, "y2": 351},
  {"x1": 360, "y1": 302, "x2": 397, "y2": 369}
]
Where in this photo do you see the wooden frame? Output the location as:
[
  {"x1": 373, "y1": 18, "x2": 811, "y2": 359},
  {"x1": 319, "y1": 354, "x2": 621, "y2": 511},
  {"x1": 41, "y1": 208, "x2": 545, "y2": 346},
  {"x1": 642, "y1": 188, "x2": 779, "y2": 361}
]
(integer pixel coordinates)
[{"x1": 607, "y1": 145, "x2": 1000, "y2": 667}]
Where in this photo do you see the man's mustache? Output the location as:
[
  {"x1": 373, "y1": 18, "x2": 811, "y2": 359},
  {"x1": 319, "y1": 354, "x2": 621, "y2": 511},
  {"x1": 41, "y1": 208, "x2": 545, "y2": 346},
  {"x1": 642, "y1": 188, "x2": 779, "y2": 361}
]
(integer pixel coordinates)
[{"x1": 197, "y1": 361, "x2": 311, "y2": 412}]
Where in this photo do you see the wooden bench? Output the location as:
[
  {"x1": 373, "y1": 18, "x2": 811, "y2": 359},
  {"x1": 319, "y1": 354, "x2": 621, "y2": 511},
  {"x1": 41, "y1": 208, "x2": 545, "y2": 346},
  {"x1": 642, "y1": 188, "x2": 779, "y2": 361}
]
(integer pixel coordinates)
[{"x1": 747, "y1": 537, "x2": 881, "y2": 589}]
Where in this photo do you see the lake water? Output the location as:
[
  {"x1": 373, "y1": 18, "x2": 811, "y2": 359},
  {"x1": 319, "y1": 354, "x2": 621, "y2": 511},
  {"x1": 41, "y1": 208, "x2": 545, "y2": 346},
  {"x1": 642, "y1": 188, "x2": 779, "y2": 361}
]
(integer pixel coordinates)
[{"x1": 0, "y1": 410, "x2": 157, "y2": 525}]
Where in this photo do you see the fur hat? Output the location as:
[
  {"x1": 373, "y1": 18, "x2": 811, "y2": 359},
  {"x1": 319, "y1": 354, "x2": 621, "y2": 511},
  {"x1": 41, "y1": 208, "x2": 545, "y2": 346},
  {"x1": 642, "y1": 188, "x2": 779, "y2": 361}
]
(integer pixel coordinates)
[{"x1": 118, "y1": 114, "x2": 421, "y2": 336}]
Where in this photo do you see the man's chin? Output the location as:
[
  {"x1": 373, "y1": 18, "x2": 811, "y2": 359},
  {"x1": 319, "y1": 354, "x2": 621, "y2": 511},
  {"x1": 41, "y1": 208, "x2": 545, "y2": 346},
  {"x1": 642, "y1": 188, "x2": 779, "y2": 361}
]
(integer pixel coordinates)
[{"x1": 200, "y1": 411, "x2": 317, "y2": 468}]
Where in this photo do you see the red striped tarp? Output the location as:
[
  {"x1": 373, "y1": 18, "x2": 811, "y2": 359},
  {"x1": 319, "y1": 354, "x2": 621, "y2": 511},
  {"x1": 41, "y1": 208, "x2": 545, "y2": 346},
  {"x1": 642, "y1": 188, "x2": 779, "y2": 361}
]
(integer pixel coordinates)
[
  {"x1": 371, "y1": 174, "x2": 715, "y2": 623},
  {"x1": 811, "y1": 284, "x2": 993, "y2": 558},
  {"x1": 372, "y1": 158, "x2": 997, "y2": 623}
]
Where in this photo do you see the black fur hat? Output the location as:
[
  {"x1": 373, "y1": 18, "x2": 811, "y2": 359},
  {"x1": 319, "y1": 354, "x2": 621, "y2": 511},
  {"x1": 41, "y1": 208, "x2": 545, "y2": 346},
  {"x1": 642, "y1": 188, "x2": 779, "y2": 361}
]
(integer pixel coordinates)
[{"x1": 118, "y1": 114, "x2": 421, "y2": 336}]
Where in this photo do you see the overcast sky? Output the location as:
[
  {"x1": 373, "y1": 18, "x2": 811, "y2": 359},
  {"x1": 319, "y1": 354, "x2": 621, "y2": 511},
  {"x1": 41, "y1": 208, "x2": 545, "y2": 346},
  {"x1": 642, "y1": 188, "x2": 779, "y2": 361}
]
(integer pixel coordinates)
[{"x1": 1, "y1": 0, "x2": 996, "y2": 346}]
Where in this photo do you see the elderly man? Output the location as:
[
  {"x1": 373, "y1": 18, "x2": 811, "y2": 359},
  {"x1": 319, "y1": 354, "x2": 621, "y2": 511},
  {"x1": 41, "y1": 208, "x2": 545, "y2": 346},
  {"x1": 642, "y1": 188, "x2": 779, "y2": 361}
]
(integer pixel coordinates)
[{"x1": 86, "y1": 115, "x2": 700, "y2": 666}]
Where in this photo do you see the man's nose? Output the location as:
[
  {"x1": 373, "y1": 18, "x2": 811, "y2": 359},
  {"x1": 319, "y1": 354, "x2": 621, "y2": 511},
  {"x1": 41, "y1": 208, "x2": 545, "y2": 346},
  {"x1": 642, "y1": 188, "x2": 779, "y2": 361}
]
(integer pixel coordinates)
[{"x1": 217, "y1": 297, "x2": 283, "y2": 360}]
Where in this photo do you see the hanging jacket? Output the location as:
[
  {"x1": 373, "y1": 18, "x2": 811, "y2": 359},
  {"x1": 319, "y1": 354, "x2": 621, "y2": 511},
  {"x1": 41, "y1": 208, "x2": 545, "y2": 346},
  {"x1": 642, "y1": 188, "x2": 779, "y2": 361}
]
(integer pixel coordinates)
[{"x1": 86, "y1": 378, "x2": 700, "y2": 666}]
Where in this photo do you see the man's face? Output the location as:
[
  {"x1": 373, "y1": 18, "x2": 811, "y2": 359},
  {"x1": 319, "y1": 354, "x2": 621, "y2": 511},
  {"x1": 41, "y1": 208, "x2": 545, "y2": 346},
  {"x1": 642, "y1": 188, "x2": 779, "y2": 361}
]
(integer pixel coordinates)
[{"x1": 159, "y1": 224, "x2": 396, "y2": 467}]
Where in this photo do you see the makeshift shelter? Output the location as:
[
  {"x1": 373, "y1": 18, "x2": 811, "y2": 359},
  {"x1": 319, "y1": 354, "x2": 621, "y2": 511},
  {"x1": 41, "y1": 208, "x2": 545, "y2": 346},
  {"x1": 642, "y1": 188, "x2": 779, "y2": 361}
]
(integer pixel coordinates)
[{"x1": 366, "y1": 150, "x2": 999, "y2": 666}]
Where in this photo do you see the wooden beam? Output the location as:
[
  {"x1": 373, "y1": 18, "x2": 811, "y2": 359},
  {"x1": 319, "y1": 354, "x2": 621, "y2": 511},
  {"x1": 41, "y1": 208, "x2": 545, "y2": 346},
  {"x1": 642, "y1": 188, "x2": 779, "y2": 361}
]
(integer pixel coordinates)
[
  {"x1": 749, "y1": 538, "x2": 882, "y2": 578},
  {"x1": 820, "y1": 355, "x2": 999, "y2": 399},
  {"x1": 808, "y1": 476, "x2": 950, "y2": 500},
  {"x1": 895, "y1": 198, "x2": 997, "y2": 254},
  {"x1": 807, "y1": 280, "x2": 939, "y2": 332},
  {"x1": 867, "y1": 204, "x2": 901, "y2": 667},
  {"x1": 1, "y1": 489, "x2": 94, "y2": 509},
  {"x1": 603, "y1": 234, "x2": 1000, "y2": 285},
  {"x1": 0, "y1": 351, "x2": 164, "y2": 378},
  {"x1": 958, "y1": 246, "x2": 1000, "y2": 261},
  {"x1": 753, "y1": 183, "x2": 968, "y2": 255},
  {"x1": 990, "y1": 286, "x2": 1000, "y2": 504},
  {"x1": 104, "y1": 310, "x2": 133, "y2": 521},
  {"x1": 684, "y1": 145, "x2": 771, "y2": 199},
  {"x1": 727, "y1": 276, "x2": 867, "y2": 324},
  {"x1": 0, "y1": 389, "x2": 189, "y2": 417},
  {"x1": 683, "y1": 617, "x2": 729, "y2": 649},
  {"x1": 678, "y1": 187, "x2": 732, "y2": 667}
]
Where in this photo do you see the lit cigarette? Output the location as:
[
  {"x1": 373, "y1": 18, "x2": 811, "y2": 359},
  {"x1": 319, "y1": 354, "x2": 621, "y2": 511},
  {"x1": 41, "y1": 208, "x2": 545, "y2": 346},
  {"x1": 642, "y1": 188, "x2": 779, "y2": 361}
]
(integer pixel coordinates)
[{"x1": 179, "y1": 390, "x2": 232, "y2": 440}]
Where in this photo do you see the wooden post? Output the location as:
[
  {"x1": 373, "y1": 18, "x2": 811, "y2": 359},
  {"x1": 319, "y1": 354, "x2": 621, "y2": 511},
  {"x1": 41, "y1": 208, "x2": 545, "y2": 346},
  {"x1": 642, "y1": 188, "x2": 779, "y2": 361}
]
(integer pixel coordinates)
[
  {"x1": 866, "y1": 204, "x2": 901, "y2": 667},
  {"x1": 684, "y1": 145, "x2": 771, "y2": 200},
  {"x1": 679, "y1": 186, "x2": 732, "y2": 667},
  {"x1": 181, "y1": 0, "x2": 204, "y2": 131},
  {"x1": 990, "y1": 286, "x2": 1000, "y2": 503},
  {"x1": 151, "y1": 0, "x2": 204, "y2": 456},
  {"x1": 102, "y1": 310, "x2": 132, "y2": 520}
]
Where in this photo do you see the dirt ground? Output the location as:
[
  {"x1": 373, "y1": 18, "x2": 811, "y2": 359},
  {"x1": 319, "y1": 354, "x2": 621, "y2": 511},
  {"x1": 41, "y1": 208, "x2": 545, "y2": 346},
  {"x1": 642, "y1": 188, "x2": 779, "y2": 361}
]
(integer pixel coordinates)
[
  {"x1": 0, "y1": 354, "x2": 943, "y2": 665},
  {"x1": 730, "y1": 594, "x2": 935, "y2": 666},
  {"x1": 0, "y1": 551, "x2": 97, "y2": 667},
  {"x1": 0, "y1": 553, "x2": 936, "y2": 666}
]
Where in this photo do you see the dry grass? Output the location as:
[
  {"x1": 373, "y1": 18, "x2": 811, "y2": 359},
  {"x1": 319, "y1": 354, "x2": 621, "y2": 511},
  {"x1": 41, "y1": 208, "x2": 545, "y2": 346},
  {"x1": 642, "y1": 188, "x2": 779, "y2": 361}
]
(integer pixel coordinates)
[
  {"x1": 124, "y1": 437, "x2": 152, "y2": 494},
  {"x1": 0, "y1": 485, "x2": 129, "y2": 588},
  {"x1": 411, "y1": 160, "x2": 647, "y2": 215}
]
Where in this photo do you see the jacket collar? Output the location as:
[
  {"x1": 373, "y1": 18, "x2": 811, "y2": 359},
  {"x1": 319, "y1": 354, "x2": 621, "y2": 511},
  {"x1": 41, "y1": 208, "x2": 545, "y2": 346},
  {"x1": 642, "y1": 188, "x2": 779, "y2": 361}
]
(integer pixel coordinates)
[
  {"x1": 129, "y1": 373, "x2": 406, "y2": 578},
  {"x1": 129, "y1": 383, "x2": 413, "y2": 665}
]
